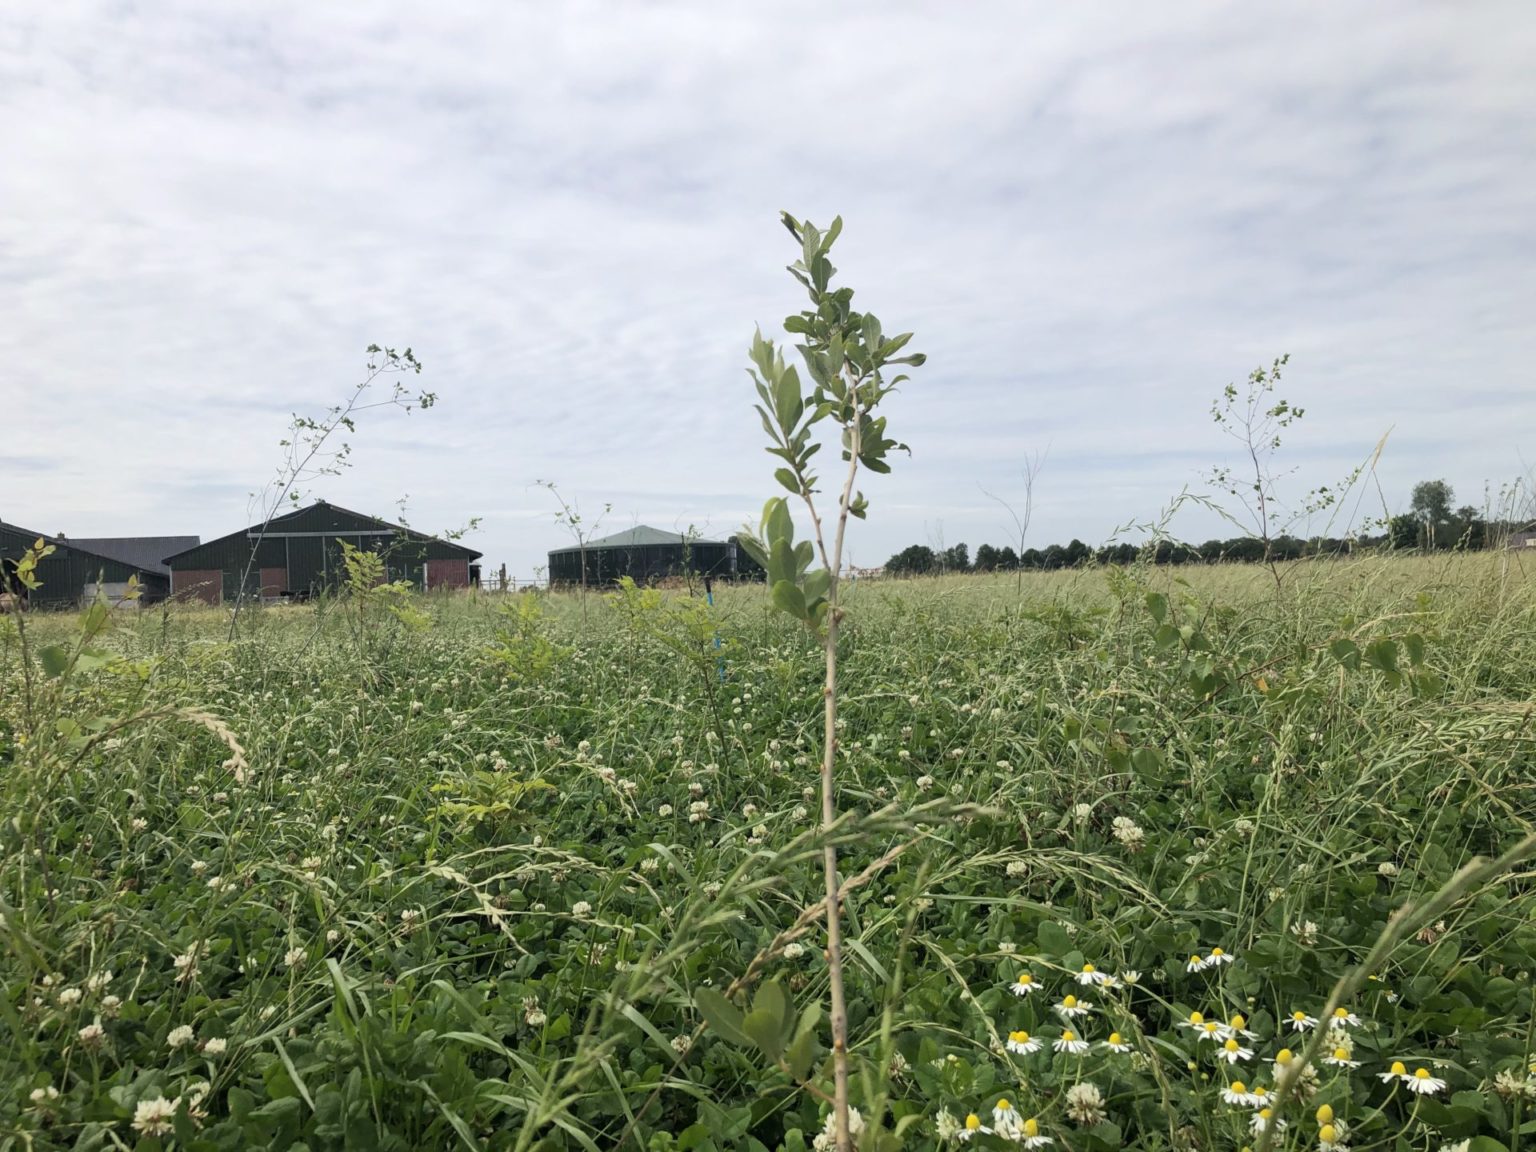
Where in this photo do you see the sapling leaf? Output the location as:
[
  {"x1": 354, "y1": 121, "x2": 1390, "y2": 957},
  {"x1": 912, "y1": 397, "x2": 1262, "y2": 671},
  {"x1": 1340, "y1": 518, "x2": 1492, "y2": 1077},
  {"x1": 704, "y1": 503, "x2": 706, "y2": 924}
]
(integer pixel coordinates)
[
  {"x1": 694, "y1": 988, "x2": 752, "y2": 1047},
  {"x1": 771, "y1": 581, "x2": 807, "y2": 620}
]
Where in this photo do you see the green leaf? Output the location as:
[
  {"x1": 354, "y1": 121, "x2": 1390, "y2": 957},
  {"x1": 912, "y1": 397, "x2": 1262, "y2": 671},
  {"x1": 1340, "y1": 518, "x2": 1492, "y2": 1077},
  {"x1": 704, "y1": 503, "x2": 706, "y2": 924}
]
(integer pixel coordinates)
[
  {"x1": 742, "y1": 1008, "x2": 783, "y2": 1060},
  {"x1": 803, "y1": 568, "x2": 830, "y2": 605},
  {"x1": 38, "y1": 645, "x2": 70, "y2": 678},
  {"x1": 785, "y1": 1028, "x2": 817, "y2": 1081},
  {"x1": 771, "y1": 581, "x2": 808, "y2": 621},
  {"x1": 765, "y1": 498, "x2": 794, "y2": 546},
  {"x1": 694, "y1": 988, "x2": 751, "y2": 1047},
  {"x1": 774, "y1": 468, "x2": 800, "y2": 494},
  {"x1": 1330, "y1": 637, "x2": 1360, "y2": 669},
  {"x1": 774, "y1": 366, "x2": 804, "y2": 434},
  {"x1": 1145, "y1": 592, "x2": 1168, "y2": 625}
]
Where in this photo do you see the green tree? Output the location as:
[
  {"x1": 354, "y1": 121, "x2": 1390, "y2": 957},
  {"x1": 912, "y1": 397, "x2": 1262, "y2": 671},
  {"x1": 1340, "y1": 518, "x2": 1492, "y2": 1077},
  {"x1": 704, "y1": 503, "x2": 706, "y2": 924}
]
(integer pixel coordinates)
[{"x1": 1410, "y1": 479, "x2": 1454, "y2": 547}]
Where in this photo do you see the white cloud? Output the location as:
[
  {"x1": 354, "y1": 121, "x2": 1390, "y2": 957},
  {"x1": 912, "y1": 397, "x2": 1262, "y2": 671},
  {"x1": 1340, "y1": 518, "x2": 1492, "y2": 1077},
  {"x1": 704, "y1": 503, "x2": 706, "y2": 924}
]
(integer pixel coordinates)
[{"x1": 3, "y1": 2, "x2": 1533, "y2": 575}]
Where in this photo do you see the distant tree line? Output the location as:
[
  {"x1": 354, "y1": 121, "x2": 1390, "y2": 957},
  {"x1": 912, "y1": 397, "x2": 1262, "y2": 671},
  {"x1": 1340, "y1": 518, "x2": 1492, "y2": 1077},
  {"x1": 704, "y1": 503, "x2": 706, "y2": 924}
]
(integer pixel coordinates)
[{"x1": 884, "y1": 480, "x2": 1529, "y2": 575}]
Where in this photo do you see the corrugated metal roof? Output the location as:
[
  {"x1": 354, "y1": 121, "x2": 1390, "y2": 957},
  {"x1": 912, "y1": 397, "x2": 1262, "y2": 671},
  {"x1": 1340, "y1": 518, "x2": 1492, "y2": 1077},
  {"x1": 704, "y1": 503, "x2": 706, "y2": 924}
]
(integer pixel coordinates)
[
  {"x1": 552, "y1": 525, "x2": 725, "y2": 552},
  {"x1": 71, "y1": 536, "x2": 200, "y2": 576}
]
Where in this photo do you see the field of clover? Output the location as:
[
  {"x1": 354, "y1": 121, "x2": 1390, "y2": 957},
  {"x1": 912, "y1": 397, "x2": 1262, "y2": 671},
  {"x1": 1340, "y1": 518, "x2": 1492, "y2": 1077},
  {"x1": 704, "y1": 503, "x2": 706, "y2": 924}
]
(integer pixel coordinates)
[{"x1": 3, "y1": 552, "x2": 1536, "y2": 1152}]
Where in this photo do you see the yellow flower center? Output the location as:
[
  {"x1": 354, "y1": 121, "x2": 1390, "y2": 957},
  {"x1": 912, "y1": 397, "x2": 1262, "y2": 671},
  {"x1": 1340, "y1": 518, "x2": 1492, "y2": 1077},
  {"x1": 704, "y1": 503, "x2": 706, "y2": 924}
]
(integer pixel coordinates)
[
  {"x1": 1414, "y1": 1067, "x2": 1431, "y2": 1080},
  {"x1": 997, "y1": 1099, "x2": 1013, "y2": 1112},
  {"x1": 1315, "y1": 1104, "x2": 1334, "y2": 1125},
  {"x1": 1333, "y1": 1008, "x2": 1349, "y2": 1020},
  {"x1": 1189, "y1": 1011, "x2": 1205, "y2": 1025},
  {"x1": 1082, "y1": 963, "x2": 1095, "y2": 973},
  {"x1": 1009, "y1": 1030, "x2": 1029, "y2": 1043},
  {"x1": 1063, "y1": 995, "x2": 1077, "y2": 1008},
  {"x1": 1062, "y1": 1030, "x2": 1077, "y2": 1042},
  {"x1": 1211, "y1": 948, "x2": 1225, "y2": 958},
  {"x1": 1224, "y1": 1039, "x2": 1240, "y2": 1053},
  {"x1": 1292, "y1": 1011, "x2": 1308, "y2": 1022},
  {"x1": 1189, "y1": 954, "x2": 1203, "y2": 966},
  {"x1": 1275, "y1": 1048, "x2": 1293, "y2": 1064},
  {"x1": 965, "y1": 1113, "x2": 981, "y2": 1130},
  {"x1": 1390, "y1": 1060, "x2": 1406, "y2": 1076},
  {"x1": 1320, "y1": 1123, "x2": 1337, "y2": 1143},
  {"x1": 1230, "y1": 1081, "x2": 1246, "y2": 1093},
  {"x1": 1108, "y1": 1033, "x2": 1122, "y2": 1045},
  {"x1": 1252, "y1": 1086, "x2": 1267, "y2": 1100},
  {"x1": 1332, "y1": 1047, "x2": 1349, "y2": 1061},
  {"x1": 1203, "y1": 1022, "x2": 1220, "y2": 1034},
  {"x1": 1230, "y1": 1014, "x2": 1246, "y2": 1029},
  {"x1": 1023, "y1": 1119, "x2": 1040, "y2": 1138},
  {"x1": 1018, "y1": 973, "x2": 1033, "y2": 985},
  {"x1": 1258, "y1": 1108, "x2": 1272, "y2": 1120}
]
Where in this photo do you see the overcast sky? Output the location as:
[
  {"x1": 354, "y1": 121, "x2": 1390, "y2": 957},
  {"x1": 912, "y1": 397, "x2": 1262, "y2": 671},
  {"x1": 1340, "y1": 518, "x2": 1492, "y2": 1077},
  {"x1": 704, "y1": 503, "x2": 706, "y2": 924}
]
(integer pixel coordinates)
[{"x1": 4, "y1": 3, "x2": 1533, "y2": 578}]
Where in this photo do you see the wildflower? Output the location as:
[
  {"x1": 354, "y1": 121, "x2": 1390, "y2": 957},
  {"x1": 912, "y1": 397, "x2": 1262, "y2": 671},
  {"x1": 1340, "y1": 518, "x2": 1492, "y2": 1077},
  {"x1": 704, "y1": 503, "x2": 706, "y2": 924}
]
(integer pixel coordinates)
[
  {"x1": 172, "y1": 949, "x2": 199, "y2": 983},
  {"x1": 916, "y1": 775, "x2": 935, "y2": 791},
  {"x1": 1196, "y1": 1019, "x2": 1227, "y2": 1043},
  {"x1": 78, "y1": 1021, "x2": 106, "y2": 1047},
  {"x1": 131, "y1": 816, "x2": 148, "y2": 832},
  {"x1": 1378, "y1": 861, "x2": 1400, "y2": 878},
  {"x1": 783, "y1": 942, "x2": 807, "y2": 960},
  {"x1": 572, "y1": 901, "x2": 593, "y2": 918},
  {"x1": 326, "y1": 929, "x2": 341, "y2": 944},
  {"x1": 1405, "y1": 1067, "x2": 1446, "y2": 1095},
  {"x1": 670, "y1": 1034, "x2": 692, "y2": 1055},
  {"x1": 284, "y1": 947, "x2": 307, "y2": 970},
  {"x1": 998, "y1": 941, "x2": 1017, "y2": 955},
  {"x1": 1118, "y1": 969, "x2": 1141, "y2": 985},
  {"x1": 1006, "y1": 860, "x2": 1029, "y2": 877},
  {"x1": 1292, "y1": 920, "x2": 1320, "y2": 946},
  {"x1": 1316, "y1": 1104, "x2": 1334, "y2": 1126},
  {"x1": 1323, "y1": 1046, "x2": 1361, "y2": 1068},
  {"x1": 1217, "y1": 1038, "x2": 1254, "y2": 1064},
  {"x1": 57, "y1": 987, "x2": 82, "y2": 1006},
  {"x1": 1177, "y1": 1010, "x2": 1207, "y2": 1032},
  {"x1": 201, "y1": 1037, "x2": 227, "y2": 1056},
  {"x1": 957, "y1": 1113, "x2": 991, "y2": 1142},
  {"x1": 992, "y1": 1099, "x2": 1024, "y2": 1141},
  {"x1": 1102, "y1": 1032, "x2": 1132, "y2": 1053},
  {"x1": 1319, "y1": 1122, "x2": 1344, "y2": 1150},
  {"x1": 1251, "y1": 1107, "x2": 1284, "y2": 1135},
  {"x1": 1006, "y1": 1029, "x2": 1041, "y2": 1055},
  {"x1": 1077, "y1": 963, "x2": 1110, "y2": 986},
  {"x1": 29, "y1": 1084, "x2": 61, "y2": 1106},
  {"x1": 1072, "y1": 802, "x2": 1093, "y2": 823},
  {"x1": 1186, "y1": 954, "x2": 1207, "y2": 973},
  {"x1": 1053, "y1": 1029, "x2": 1089, "y2": 1055},
  {"x1": 1221, "y1": 1081, "x2": 1253, "y2": 1106},
  {"x1": 523, "y1": 996, "x2": 547, "y2": 1027},
  {"x1": 1020, "y1": 1116, "x2": 1053, "y2": 1149},
  {"x1": 811, "y1": 1107, "x2": 864, "y2": 1151},
  {"x1": 658, "y1": 804, "x2": 674, "y2": 817},
  {"x1": 1063, "y1": 1082, "x2": 1107, "y2": 1126},
  {"x1": 1054, "y1": 994, "x2": 1091, "y2": 1019},
  {"x1": 1228, "y1": 1013, "x2": 1260, "y2": 1040},
  {"x1": 1205, "y1": 947, "x2": 1233, "y2": 967},
  {"x1": 1378, "y1": 1060, "x2": 1409, "y2": 1084},
  {"x1": 86, "y1": 970, "x2": 112, "y2": 993},
  {"x1": 101, "y1": 994, "x2": 122, "y2": 1017},
  {"x1": 1329, "y1": 1007, "x2": 1361, "y2": 1028},
  {"x1": 167, "y1": 1024, "x2": 195, "y2": 1049},
  {"x1": 1289, "y1": 1010, "x2": 1319, "y2": 1032},
  {"x1": 1009, "y1": 972, "x2": 1039, "y2": 997},
  {"x1": 934, "y1": 1111, "x2": 962, "y2": 1142},
  {"x1": 132, "y1": 1096, "x2": 180, "y2": 1137}
]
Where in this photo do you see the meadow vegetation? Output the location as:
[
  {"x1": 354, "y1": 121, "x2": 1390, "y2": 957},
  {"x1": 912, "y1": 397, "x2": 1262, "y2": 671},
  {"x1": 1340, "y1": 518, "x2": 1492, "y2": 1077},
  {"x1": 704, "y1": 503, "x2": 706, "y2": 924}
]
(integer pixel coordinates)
[{"x1": 3, "y1": 552, "x2": 1536, "y2": 1152}]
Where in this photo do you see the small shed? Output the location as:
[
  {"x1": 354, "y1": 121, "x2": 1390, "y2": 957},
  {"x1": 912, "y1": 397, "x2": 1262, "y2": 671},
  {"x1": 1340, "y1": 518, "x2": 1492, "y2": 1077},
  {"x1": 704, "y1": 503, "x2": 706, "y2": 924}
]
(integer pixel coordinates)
[
  {"x1": 0, "y1": 521, "x2": 177, "y2": 607},
  {"x1": 547, "y1": 525, "x2": 765, "y2": 586},
  {"x1": 163, "y1": 500, "x2": 482, "y2": 605}
]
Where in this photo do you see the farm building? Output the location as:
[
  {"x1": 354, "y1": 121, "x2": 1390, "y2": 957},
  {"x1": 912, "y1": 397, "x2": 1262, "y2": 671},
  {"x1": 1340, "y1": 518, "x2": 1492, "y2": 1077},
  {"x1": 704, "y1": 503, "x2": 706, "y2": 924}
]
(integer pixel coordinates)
[
  {"x1": 547, "y1": 525, "x2": 765, "y2": 586},
  {"x1": 163, "y1": 500, "x2": 482, "y2": 605},
  {"x1": 0, "y1": 521, "x2": 186, "y2": 607}
]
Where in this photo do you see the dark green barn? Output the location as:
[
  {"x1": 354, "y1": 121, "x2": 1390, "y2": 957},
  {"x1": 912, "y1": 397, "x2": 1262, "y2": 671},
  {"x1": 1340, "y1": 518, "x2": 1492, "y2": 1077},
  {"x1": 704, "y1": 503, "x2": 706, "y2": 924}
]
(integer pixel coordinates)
[
  {"x1": 0, "y1": 521, "x2": 174, "y2": 607},
  {"x1": 163, "y1": 500, "x2": 481, "y2": 605},
  {"x1": 547, "y1": 525, "x2": 765, "y2": 587}
]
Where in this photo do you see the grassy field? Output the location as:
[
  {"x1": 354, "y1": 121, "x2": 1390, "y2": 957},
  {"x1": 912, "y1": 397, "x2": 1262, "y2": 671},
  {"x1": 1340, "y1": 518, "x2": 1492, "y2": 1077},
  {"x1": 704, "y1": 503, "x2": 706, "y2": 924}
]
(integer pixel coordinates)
[{"x1": 3, "y1": 553, "x2": 1536, "y2": 1151}]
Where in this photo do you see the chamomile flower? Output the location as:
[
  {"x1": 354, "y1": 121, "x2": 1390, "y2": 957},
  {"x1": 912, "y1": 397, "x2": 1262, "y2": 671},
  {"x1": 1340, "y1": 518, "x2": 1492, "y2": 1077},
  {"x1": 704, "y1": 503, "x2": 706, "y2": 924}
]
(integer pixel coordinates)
[
  {"x1": 1186, "y1": 954, "x2": 1207, "y2": 973},
  {"x1": 1009, "y1": 972, "x2": 1039, "y2": 997},
  {"x1": 1205, "y1": 947, "x2": 1234, "y2": 967},
  {"x1": 1323, "y1": 1046, "x2": 1361, "y2": 1069},
  {"x1": 1319, "y1": 1122, "x2": 1344, "y2": 1151},
  {"x1": 1054, "y1": 994, "x2": 1091, "y2": 1019},
  {"x1": 1217, "y1": 1038, "x2": 1254, "y2": 1064},
  {"x1": 1227, "y1": 1013, "x2": 1260, "y2": 1041},
  {"x1": 1020, "y1": 1117, "x2": 1053, "y2": 1149},
  {"x1": 1250, "y1": 1107, "x2": 1285, "y2": 1135},
  {"x1": 1076, "y1": 963, "x2": 1110, "y2": 986},
  {"x1": 1378, "y1": 1060, "x2": 1409, "y2": 1084},
  {"x1": 957, "y1": 1113, "x2": 991, "y2": 1142},
  {"x1": 1289, "y1": 1010, "x2": 1319, "y2": 1032},
  {"x1": 1405, "y1": 1067, "x2": 1446, "y2": 1095},
  {"x1": 1101, "y1": 1032, "x2": 1133, "y2": 1053},
  {"x1": 1006, "y1": 1029, "x2": 1042, "y2": 1055},
  {"x1": 991, "y1": 1099, "x2": 1024, "y2": 1142},
  {"x1": 1195, "y1": 1019, "x2": 1228, "y2": 1044},
  {"x1": 1248, "y1": 1084, "x2": 1274, "y2": 1109},
  {"x1": 1176, "y1": 1010, "x2": 1207, "y2": 1032},
  {"x1": 1221, "y1": 1081, "x2": 1253, "y2": 1106},
  {"x1": 1329, "y1": 1007, "x2": 1361, "y2": 1028},
  {"x1": 1053, "y1": 1029, "x2": 1089, "y2": 1055}
]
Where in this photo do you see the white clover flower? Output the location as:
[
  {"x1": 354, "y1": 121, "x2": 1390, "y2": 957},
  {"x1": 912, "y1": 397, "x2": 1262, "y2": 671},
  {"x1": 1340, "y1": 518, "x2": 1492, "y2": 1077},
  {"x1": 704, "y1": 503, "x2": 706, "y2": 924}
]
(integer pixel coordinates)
[
  {"x1": 811, "y1": 1106, "x2": 864, "y2": 1151},
  {"x1": 326, "y1": 929, "x2": 341, "y2": 945},
  {"x1": 284, "y1": 947, "x2": 307, "y2": 970},
  {"x1": 57, "y1": 986, "x2": 82, "y2": 1006},
  {"x1": 1378, "y1": 861, "x2": 1400, "y2": 878},
  {"x1": 1233, "y1": 818, "x2": 1255, "y2": 837},
  {"x1": 657, "y1": 804, "x2": 674, "y2": 817},
  {"x1": 1291, "y1": 920, "x2": 1320, "y2": 946},
  {"x1": 1006, "y1": 860, "x2": 1028, "y2": 877},
  {"x1": 77, "y1": 1021, "x2": 106, "y2": 1047},
  {"x1": 167, "y1": 1024, "x2": 195, "y2": 1049},
  {"x1": 1005, "y1": 1029, "x2": 1041, "y2": 1055},
  {"x1": 29, "y1": 1084, "x2": 60, "y2": 1105},
  {"x1": 201, "y1": 1037, "x2": 228, "y2": 1056},
  {"x1": 1118, "y1": 969, "x2": 1141, "y2": 985},
  {"x1": 172, "y1": 950, "x2": 200, "y2": 983},
  {"x1": 132, "y1": 1096, "x2": 180, "y2": 1137},
  {"x1": 86, "y1": 970, "x2": 112, "y2": 993},
  {"x1": 131, "y1": 816, "x2": 149, "y2": 832},
  {"x1": 793, "y1": 805, "x2": 809, "y2": 820},
  {"x1": 572, "y1": 901, "x2": 593, "y2": 918},
  {"x1": 1063, "y1": 1082, "x2": 1106, "y2": 1126},
  {"x1": 934, "y1": 1110, "x2": 961, "y2": 1142},
  {"x1": 670, "y1": 1034, "x2": 692, "y2": 1055},
  {"x1": 101, "y1": 994, "x2": 122, "y2": 1016},
  {"x1": 782, "y1": 942, "x2": 807, "y2": 960},
  {"x1": 1071, "y1": 803, "x2": 1093, "y2": 823},
  {"x1": 915, "y1": 774, "x2": 934, "y2": 791},
  {"x1": 997, "y1": 941, "x2": 1016, "y2": 955}
]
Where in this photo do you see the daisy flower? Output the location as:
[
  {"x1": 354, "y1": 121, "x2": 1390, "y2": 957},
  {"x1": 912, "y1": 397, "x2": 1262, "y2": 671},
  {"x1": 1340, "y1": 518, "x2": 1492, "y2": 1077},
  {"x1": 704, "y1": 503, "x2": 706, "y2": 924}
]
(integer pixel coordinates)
[
  {"x1": 1186, "y1": 954, "x2": 1207, "y2": 973},
  {"x1": 1319, "y1": 1122, "x2": 1344, "y2": 1151},
  {"x1": 1217, "y1": 1038, "x2": 1254, "y2": 1064},
  {"x1": 1101, "y1": 1032, "x2": 1132, "y2": 1054},
  {"x1": 991, "y1": 1100, "x2": 1024, "y2": 1142},
  {"x1": 1405, "y1": 1067, "x2": 1446, "y2": 1095},
  {"x1": 1196, "y1": 1019, "x2": 1228, "y2": 1044},
  {"x1": 1009, "y1": 972, "x2": 1039, "y2": 997},
  {"x1": 1323, "y1": 1046, "x2": 1361, "y2": 1069},
  {"x1": 1227, "y1": 1013, "x2": 1259, "y2": 1041},
  {"x1": 1221, "y1": 1081, "x2": 1254, "y2": 1106},
  {"x1": 1118, "y1": 969, "x2": 1142, "y2": 986},
  {"x1": 1248, "y1": 1084, "x2": 1273, "y2": 1109},
  {"x1": 1176, "y1": 1010, "x2": 1207, "y2": 1032},
  {"x1": 1053, "y1": 1029, "x2": 1089, "y2": 1055},
  {"x1": 1020, "y1": 1117, "x2": 1053, "y2": 1149},
  {"x1": 1006, "y1": 1029, "x2": 1041, "y2": 1055},
  {"x1": 1378, "y1": 1060, "x2": 1409, "y2": 1084},
  {"x1": 1054, "y1": 994, "x2": 1092, "y2": 1019},
  {"x1": 1206, "y1": 947, "x2": 1234, "y2": 967},
  {"x1": 1250, "y1": 1107, "x2": 1284, "y2": 1136},
  {"x1": 1076, "y1": 963, "x2": 1110, "y2": 986},
  {"x1": 1329, "y1": 1007, "x2": 1361, "y2": 1028},
  {"x1": 1289, "y1": 1010, "x2": 1319, "y2": 1032},
  {"x1": 957, "y1": 1113, "x2": 991, "y2": 1142}
]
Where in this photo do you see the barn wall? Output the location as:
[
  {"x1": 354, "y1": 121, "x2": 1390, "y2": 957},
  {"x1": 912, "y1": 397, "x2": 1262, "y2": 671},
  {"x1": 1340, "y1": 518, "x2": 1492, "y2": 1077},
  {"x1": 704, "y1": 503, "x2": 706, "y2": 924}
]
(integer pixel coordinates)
[{"x1": 172, "y1": 569, "x2": 223, "y2": 605}]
